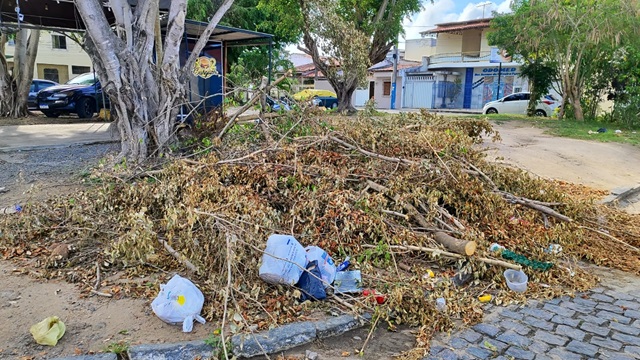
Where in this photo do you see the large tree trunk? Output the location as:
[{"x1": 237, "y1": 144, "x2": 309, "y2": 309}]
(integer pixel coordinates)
[
  {"x1": 0, "y1": 29, "x2": 39, "y2": 118},
  {"x1": 75, "y1": 0, "x2": 233, "y2": 162},
  {"x1": 335, "y1": 81, "x2": 357, "y2": 113}
]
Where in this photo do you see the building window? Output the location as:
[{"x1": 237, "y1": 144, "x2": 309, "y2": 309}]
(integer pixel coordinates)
[
  {"x1": 52, "y1": 35, "x2": 67, "y2": 49},
  {"x1": 383, "y1": 81, "x2": 391, "y2": 96},
  {"x1": 72, "y1": 66, "x2": 91, "y2": 74},
  {"x1": 43, "y1": 68, "x2": 60, "y2": 83}
]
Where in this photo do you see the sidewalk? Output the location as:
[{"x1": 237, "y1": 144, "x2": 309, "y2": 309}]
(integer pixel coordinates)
[
  {"x1": 426, "y1": 266, "x2": 640, "y2": 360},
  {"x1": 0, "y1": 122, "x2": 117, "y2": 151}
]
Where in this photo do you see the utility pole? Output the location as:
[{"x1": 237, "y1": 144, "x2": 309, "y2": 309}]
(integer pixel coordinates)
[{"x1": 390, "y1": 45, "x2": 398, "y2": 110}]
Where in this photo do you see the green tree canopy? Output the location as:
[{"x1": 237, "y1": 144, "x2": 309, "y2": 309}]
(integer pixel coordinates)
[{"x1": 489, "y1": 0, "x2": 640, "y2": 120}]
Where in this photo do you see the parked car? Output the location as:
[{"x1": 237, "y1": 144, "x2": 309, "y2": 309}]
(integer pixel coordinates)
[
  {"x1": 312, "y1": 96, "x2": 339, "y2": 109},
  {"x1": 266, "y1": 96, "x2": 291, "y2": 112},
  {"x1": 293, "y1": 89, "x2": 337, "y2": 101},
  {"x1": 36, "y1": 73, "x2": 108, "y2": 118},
  {"x1": 28, "y1": 79, "x2": 58, "y2": 110},
  {"x1": 544, "y1": 94, "x2": 562, "y2": 112},
  {"x1": 482, "y1": 92, "x2": 553, "y2": 117}
]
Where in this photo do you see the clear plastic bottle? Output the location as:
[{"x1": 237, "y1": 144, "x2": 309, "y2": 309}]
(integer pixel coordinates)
[{"x1": 1, "y1": 205, "x2": 22, "y2": 214}]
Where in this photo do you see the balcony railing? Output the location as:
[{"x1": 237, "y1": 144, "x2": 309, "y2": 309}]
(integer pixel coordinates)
[{"x1": 429, "y1": 51, "x2": 491, "y2": 65}]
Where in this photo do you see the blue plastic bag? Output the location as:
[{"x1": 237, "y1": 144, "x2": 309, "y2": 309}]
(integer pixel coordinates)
[{"x1": 296, "y1": 260, "x2": 326, "y2": 301}]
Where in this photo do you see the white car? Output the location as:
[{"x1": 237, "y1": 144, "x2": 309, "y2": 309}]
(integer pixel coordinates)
[{"x1": 482, "y1": 92, "x2": 554, "y2": 117}]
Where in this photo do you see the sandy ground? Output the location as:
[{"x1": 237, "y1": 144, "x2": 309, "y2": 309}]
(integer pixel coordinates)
[
  {"x1": 1, "y1": 119, "x2": 640, "y2": 359},
  {"x1": 484, "y1": 121, "x2": 640, "y2": 213}
]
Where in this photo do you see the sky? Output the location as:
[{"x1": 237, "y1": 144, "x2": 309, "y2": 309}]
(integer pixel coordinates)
[{"x1": 286, "y1": 0, "x2": 513, "y2": 54}]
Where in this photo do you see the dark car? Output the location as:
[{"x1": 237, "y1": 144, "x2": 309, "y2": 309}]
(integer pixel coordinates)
[
  {"x1": 36, "y1": 73, "x2": 108, "y2": 118},
  {"x1": 312, "y1": 96, "x2": 338, "y2": 109},
  {"x1": 28, "y1": 79, "x2": 58, "y2": 110}
]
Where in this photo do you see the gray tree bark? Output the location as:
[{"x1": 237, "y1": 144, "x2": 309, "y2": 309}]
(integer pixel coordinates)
[
  {"x1": 75, "y1": 0, "x2": 234, "y2": 162},
  {"x1": 0, "y1": 29, "x2": 40, "y2": 118}
]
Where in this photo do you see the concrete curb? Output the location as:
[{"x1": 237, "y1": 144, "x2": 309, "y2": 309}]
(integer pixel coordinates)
[{"x1": 123, "y1": 313, "x2": 370, "y2": 360}]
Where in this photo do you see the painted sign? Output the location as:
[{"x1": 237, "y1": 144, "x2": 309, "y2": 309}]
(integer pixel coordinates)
[{"x1": 192, "y1": 56, "x2": 220, "y2": 79}]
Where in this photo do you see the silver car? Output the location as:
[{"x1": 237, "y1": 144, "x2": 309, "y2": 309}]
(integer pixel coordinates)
[{"x1": 482, "y1": 92, "x2": 554, "y2": 117}]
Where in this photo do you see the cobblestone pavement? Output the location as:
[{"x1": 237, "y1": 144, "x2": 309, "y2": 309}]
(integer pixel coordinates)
[{"x1": 426, "y1": 268, "x2": 640, "y2": 360}]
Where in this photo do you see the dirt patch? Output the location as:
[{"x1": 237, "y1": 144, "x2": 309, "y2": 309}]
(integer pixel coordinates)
[
  {"x1": 485, "y1": 121, "x2": 640, "y2": 213},
  {"x1": 0, "y1": 261, "x2": 214, "y2": 359}
]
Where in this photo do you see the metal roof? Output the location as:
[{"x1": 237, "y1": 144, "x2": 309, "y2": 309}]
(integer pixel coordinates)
[
  {"x1": 178, "y1": 19, "x2": 272, "y2": 46},
  {"x1": 0, "y1": 1, "x2": 273, "y2": 45}
]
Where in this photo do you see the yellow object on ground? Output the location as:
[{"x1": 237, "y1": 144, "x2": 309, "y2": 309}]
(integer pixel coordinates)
[
  {"x1": 99, "y1": 109, "x2": 111, "y2": 120},
  {"x1": 425, "y1": 269, "x2": 435, "y2": 278},
  {"x1": 30, "y1": 316, "x2": 66, "y2": 346},
  {"x1": 478, "y1": 294, "x2": 492, "y2": 303},
  {"x1": 292, "y1": 89, "x2": 337, "y2": 101}
]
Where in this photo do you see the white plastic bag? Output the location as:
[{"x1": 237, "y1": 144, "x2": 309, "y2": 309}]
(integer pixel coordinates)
[
  {"x1": 259, "y1": 234, "x2": 307, "y2": 285},
  {"x1": 151, "y1": 274, "x2": 206, "y2": 332},
  {"x1": 305, "y1": 246, "x2": 336, "y2": 287}
]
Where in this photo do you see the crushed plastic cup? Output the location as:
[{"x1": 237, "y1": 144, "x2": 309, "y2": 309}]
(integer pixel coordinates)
[{"x1": 503, "y1": 269, "x2": 528, "y2": 293}]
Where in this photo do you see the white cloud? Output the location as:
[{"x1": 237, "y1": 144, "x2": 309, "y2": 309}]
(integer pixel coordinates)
[{"x1": 400, "y1": 0, "x2": 513, "y2": 48}]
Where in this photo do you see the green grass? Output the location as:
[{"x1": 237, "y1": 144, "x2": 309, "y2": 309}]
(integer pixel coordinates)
[{"x1": 473, "y1": 114, "x2": 640, "y2": 146}]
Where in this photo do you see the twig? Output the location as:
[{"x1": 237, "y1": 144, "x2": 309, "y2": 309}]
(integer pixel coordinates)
[
  {"x1": 158, "y1": 237, "x2": 199, "y2": 273},
  {"x1": 90, "y1": 290, "x2": 113, "y2": 297},
  {"x1": 220, "y1": 233, "x2": 234, "y2": 360},
  {"x1": 218, "y1": 71, "x2": 291, "y2": 141},
  {"x1": 367, "y1": 180, "x2": 431, "y2": 228},
  {"x1": 93, "y1": 261, "x2": 101, "y2": 291},
  {"x1": 329, "y1": 135, "x2": 419, "y2": 166},
  {"x1": 363, "y1": 244, "x2": 522, "y2": 270},
  {"x1": 579, "y1": 226, "x2": 640, "y2": 254},
  {"x1": 381, "y1": 209, "x2": 409, "y2": 220},
  {"x1": 422, "y1": 134, "x2": 457, "y2": 182},
  {"x1": 359, "y1": 312, "x2": 381, "y2": 356},
  {"x1": 436, "y1": 206, "x2": 465, "y2": 230}
]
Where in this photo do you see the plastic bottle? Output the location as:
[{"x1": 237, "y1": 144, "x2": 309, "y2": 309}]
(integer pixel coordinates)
[
  {"x1": 435, "y1": 297, "x2": 447, "y2": 312},
  {"x1": 336, "y1": 256, "x2": 351, "y2": 272},
  {"x1": 1, "y1": 205, "x2": 22, "y2": 214},
  {"x1": 489, "y1": 243, "x2": 505, "y2": 252}
]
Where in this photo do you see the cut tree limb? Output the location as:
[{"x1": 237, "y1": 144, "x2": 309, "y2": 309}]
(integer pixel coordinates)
[
  {"x1": 330, "y1": 136, "x2": 419, "y2": 166},
  {"x1": 158, "y1": 237, "x2": 199, "y2": 273},
  {"x1": 362, "y1": 244, "x2": 521, "y2": 270},
  {"x1": 217, "y1": 71, "x2": 291, "y2": 141},
  {"x1": 434, "y1": 232, "x2": 477, "y2": 256}
]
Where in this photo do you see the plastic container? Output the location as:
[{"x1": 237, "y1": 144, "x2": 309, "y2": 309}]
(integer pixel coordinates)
[
  {"x1": 304, "y1": 246, "x2": 336, "y2": 287},
  {"x1": 336, "y1": 256, "x2": 351, "y2": 272},
  {"x1": 259, "y1": 234, "x2": 307, "y2": 285},
  {"x1": 435, "y1": 297, "x2": 447, "y2": 312},
  {"x1": 503, "y1": 269, "x2": 528, "y2": 293},
  {"x1": 1, "y1": 205, "x2": 22, "y2": 214}
]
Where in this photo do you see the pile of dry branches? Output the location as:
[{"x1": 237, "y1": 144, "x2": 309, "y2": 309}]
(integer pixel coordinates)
[{"x1": 2, "y1": 110, "x2": 639, "y2": 358}]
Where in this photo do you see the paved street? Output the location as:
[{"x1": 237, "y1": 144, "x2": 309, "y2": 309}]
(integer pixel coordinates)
[
  {"x1": 426, "y1": 268, "x2": 640, "y2": 360},
  {"x1": 0, "y1": 123, "x2": 116, "y2": 151}
]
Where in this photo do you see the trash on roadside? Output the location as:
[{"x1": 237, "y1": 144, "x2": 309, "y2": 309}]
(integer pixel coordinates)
[
  {"x1": 151, "y1": 274, "x2": 206, "y2": 332},
  {"x1": 615, "y1": 129, "x2": 622, "y2": 134},
  {"x1": 504, "y1": 269, "x2": 528, "y2": 293},
  {"x1": 1, "y1": 204, "x2": 22, "y2": 215},
  {"x1": 435, "y1": 297, "x2": 447, "y2": 312},
  {"x1": 30, "y1": 316, "x2": 66, "y2": 346},
  {"x1": 336, "y1": 256, "x2": 351, "y2": 272},
  {"x1": 544, "y1": 244, "x2": 563, "y2": 254},
  {"x1": 333, "y1": 270, "x2": 362, "y2": 294},
  {"x1": 362, "y1": 289, "x2": 386, "y2": 304},
  {"x1": 259, "y1": 234, "x2": 307, "y2": 285},
  {"x1": 304, "y1": 245, "x2": 336, "y2": 287},
  {"x1": 424, "y1": 269, "x2": 435, "y2": 278},
  {"x1": 296, "y1": 260, "x2": 326, "y2": 301},
  {"x1": 478, "y1": 294, "x2": 492, "y2": 303},
  {"x1": 597, "y1": 127, "x2": 607, "y2": 133},
  {"x1": 489, "y1": 243, "x2": 505, "y2": 253}
]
